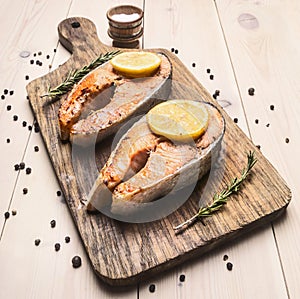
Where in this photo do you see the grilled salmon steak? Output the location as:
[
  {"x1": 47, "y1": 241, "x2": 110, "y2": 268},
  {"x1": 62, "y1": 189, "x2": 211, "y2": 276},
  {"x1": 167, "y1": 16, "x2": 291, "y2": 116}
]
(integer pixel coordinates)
[
  {"x1": 87, "y1": 102, "x2": 225, "y2": 213},
  {"x1": 58, "y1": 53, "x2": 172, "y2": 145},
  {"x1": 58, "y1": 66, "x2": 119, "y2": 141}
]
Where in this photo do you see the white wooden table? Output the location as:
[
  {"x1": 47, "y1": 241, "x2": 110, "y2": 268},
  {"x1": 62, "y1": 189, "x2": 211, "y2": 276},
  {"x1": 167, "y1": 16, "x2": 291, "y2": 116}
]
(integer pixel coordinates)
[{"x1": 0, "y1": 0, "x2": 299, "y2": 298}]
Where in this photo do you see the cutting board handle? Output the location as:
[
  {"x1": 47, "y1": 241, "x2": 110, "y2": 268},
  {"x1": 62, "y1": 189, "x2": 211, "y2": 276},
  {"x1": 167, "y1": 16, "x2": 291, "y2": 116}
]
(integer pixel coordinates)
[{"x1": 58, "y1": 17, "x2": 113, "y2": 55}]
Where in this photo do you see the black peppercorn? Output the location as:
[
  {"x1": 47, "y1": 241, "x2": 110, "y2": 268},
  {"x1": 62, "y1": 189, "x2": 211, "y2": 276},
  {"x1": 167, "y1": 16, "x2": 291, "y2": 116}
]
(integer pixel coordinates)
[
  {"x1": 72, "y1": 256, "x2": 82, "y2": 268},
  {"x1": 270, "y1": 104, "x2": 275, "y2": 111},
  {"x1": 179, "y1": 274, "x2": 185, "y2": 282},
  {"x1": 65, "y1": 236, "x2": 70, "y2": 243},
  {"x1": 50, "y1": 220, "x2": 56, "y2": 228},
  {"x1": 22, "y1": 121, "x2": 27, "y2": 127},
  {"x1": 4, "y1": 89, "x2": 8, "y2": 95},
  {"x1": 19, "y1": 162, "x2": 25, "y2": 170},
  {"x1": 6, "y1": 138, "x2": 10, "y2": 143},
  {"x1": 223, "y1": 254, "x2": 228, "y2": 261},
  {"x1": 30, "y1": 59, "x2": 34, "y2": 64},
  {"x1": 46, "y1": 55, "x2": 50, "y2": 59},
  {"x1": 14, "y1": 164, "x2": 20, "y2": 171},
  {"x1": 213, "y1": 90, "x2": 220, "y2": 99},
  {"x1": 13, "y1": 115, "x2": 18, "y2": 121},
  {"x1": 174, "y1": 49, "x2": 178, "y2": 54},
  {"x1": 28, "y1": 125, "x2": 32, "y2": 131},
  {"x1": 34, "y1": 239, "x2": 41, "y2": 246},
  {"x1": 23, "y1": 188, "x2": 28, "y2": 194},
  {"x1": 25, "y1": 75, "x2": 29, "y2": 80},
  {"x1": 1, "y1": 95, "x2": 5, "y2": 100},
  {"x1": 192, "y1": 63, "x2": 196, "y2": 67},
  {"x1": 12, "y1": 210, "x2": 17, "y2": 216},
  {"x1": 226, "y1": 262, "x2": 233, "y2": 271},
  {"x1": 34, "y1": 146, "x2": 39, "y2": 152},
  {"x1": 4, "y1": 211, "x2": 10, "y2": 219},
  {"x1": 255, "y1": 119, "x2": 259, "y2": 124},
  {"x1": 25, "y1": 167, "x2": 31, "y2": 174},
  {"x1": 34, "y1": 122, "x2": 40, "y2": 133},
  {"x1": 248, "y1": 87, "x2": 255, "y2": 96},
  {"x1": 206, "y1": 68, "x2": 211, "y2": 73},
  {"x1": 285, "y1": 138, "x2": 290, "y2": 144},
  {"x1": 9, "y1": 90, "x2": 14, "y2": 96},
  {"x1": 209, "y1": 74, "x2": 214, "y2": 80},
  {"x1": 34, "y1": 126, "x2": 40, "y2": 133},
  {"x1": 234, "y1": 118, "x2": 238, "y2": 123},
  {"x1": 54, "y1": 243, "x2": 60, "y2": 251},
  {"x1": 7, "y1": 105, "x2": 11, "y2": 111},
  {"x1": 149, "y1": 284, "x2": 155, "y2": 293},
  {"x1": 57, "y1": 190, "x2": 62, "y2": 196},
  {"x1": 171, "y1": 48, "x2": 174, "y2": 52},
  {"x1": 38, "y1": 51, "x2": 42, "y2": 56}
]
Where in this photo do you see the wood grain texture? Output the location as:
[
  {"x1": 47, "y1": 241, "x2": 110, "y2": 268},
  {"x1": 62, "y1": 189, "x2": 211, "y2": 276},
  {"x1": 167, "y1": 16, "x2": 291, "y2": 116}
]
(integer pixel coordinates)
[
  {"x1": 142, "y1": 0, "x2": 249, "y2": 135},
  {"x1": 0, "y1": 0, "x2": 72, "y2": 232},
  {"x1": 216, "y1": 0, "x2": 300, "y2": 297},
  {"x1": 139, "y1": 1, "x2": 289, "y2": 298},
  {"x1": 26, "y1": 17, "x2": 291, "y2": 286},
  {"x1": 0, "y1": 1, "x2": 137, "y2": 298}
]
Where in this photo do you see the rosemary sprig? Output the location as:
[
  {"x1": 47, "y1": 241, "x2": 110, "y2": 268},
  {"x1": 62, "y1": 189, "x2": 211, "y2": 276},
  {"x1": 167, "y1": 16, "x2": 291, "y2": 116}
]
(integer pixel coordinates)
[
  {"x1": 173, "y1": 151, "x2": 257, "y2": 232},
  {"x1": 41, "y1": 50, "x2": 120, "y2": 98}
]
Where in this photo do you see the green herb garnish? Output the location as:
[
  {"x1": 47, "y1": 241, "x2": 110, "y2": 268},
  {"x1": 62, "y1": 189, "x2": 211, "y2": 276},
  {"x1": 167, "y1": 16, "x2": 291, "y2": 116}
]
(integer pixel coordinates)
[
  {"x1": 41, "y1": 50, "x2": 120, "y2": 98},
  {"x1": 173, "y1": 151, "x2": 257, "y2": 232}
]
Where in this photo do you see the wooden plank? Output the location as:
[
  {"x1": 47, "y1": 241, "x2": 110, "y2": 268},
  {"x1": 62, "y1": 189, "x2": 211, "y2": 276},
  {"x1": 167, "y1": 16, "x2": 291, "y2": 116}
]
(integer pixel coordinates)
[
  {"x1": 143, "y1": 0, "x2": 249, "y2": 132},
  {"x1": 26, "y1": 16, "x2": 290, "y2": 286},
  {"x1": 0, "y1": 0, "x2": 138, "y2": 298},
  {"x1": 139, "y1": 1, "x2": 290, "y2": 298},
  {"x1": 0, "y1": 0, "x2": 59, "y2": 231},
  {"x1": 0, "y1": 129, "x2": 137, "y2": 298},
  {"x1": 215, "y1": 0, "x2": 300, "y2": 297},
  {"x1": 45, "y1": 0, "x2": 141, "y2": 296},
  {"x1": 0, "y1": 0, "x2": 71, "y2": 230},
  {"x1": 0, "y1": 0, "x2": 126, "y2": 298}
]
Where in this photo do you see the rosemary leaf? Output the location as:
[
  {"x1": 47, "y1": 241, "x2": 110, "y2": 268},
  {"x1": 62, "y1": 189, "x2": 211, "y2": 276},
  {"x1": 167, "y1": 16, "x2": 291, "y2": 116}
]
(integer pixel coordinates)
[
  {"x1": 41, "y1": 50, "x2": 120, "y2": 99},
  {"x1": 173, "y1": 151, "x2": 257, "y2": 232}
]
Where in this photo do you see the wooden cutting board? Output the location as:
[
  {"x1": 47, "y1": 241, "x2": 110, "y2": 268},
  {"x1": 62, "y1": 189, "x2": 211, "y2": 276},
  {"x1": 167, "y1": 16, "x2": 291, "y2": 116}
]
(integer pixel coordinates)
[{"x1": 26, "y1": 17, "x2": 291, "y2": 286}]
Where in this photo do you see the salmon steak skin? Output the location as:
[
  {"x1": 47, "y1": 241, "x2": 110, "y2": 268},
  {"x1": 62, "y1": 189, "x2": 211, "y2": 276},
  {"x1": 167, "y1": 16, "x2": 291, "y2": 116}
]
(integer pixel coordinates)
[
  {"x1": 87, "y1": 101, "x2": 225, "y2": 215},
  {"x1": 58, "y1": 53, "x2": 172, "y2": 145}
]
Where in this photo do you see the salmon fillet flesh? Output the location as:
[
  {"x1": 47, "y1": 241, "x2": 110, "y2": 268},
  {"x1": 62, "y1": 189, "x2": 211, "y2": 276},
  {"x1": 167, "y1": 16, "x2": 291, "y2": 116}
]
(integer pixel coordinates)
[{"x1": 87, "y1": 102, "x2": 225, "y2": 216}]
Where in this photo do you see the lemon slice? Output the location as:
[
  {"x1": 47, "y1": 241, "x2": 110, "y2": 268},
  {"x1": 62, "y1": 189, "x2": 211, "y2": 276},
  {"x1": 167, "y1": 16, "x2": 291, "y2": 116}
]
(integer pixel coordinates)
[
  {"x1": 147, "y1": 100, "x2": 209, "y2": 142},
  {"x1": 110, "y1": 51, "x2": 161, "y2": 78}
]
